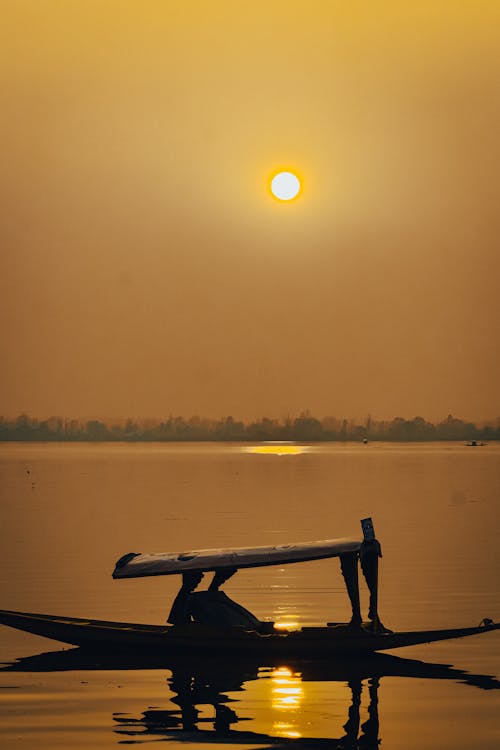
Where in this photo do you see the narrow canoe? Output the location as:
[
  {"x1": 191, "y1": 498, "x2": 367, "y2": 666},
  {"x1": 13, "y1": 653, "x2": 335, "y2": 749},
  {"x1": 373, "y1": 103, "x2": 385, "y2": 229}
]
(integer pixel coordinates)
[{"x1": 1, "y1": 609, "x2": 498, "y2": 657}]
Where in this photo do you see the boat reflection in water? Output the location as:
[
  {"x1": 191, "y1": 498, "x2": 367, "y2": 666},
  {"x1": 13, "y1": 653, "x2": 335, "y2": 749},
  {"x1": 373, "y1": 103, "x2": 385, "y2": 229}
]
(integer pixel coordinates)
[
  {"x1": 3, "y1": 649, "x2": 499, "y2": 748},
  {"x1": 114, "y1": 665, "x2": 382, "y2": 748}
]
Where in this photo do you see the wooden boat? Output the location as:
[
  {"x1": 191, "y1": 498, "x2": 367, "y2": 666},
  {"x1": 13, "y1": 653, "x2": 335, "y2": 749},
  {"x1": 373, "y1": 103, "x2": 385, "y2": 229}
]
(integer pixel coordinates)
[
  {"x1": 0, "y1": 608, "x2": 498, "y2": 656},
  {"x1": 1, "y1": 518, "x2": 498, "y2": 656}
]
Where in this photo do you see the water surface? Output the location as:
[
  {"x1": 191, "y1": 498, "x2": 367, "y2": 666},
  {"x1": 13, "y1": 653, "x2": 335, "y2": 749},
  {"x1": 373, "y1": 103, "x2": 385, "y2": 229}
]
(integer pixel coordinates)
[{"x1": 1, "y1": 442, "x2": 499, "y2": 748}]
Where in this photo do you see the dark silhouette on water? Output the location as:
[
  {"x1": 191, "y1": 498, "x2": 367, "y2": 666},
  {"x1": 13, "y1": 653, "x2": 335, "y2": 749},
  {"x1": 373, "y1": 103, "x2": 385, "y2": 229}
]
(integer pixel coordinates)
[
  {"x1": 117, "y1": 517, "x2": 387, "y2": 637},
  {"x1": 2, "y1": 647, "x2": 499, "y2": 748},
  {"x1": 114, "y1": 674, "x2": 381, "y2": 749},
  {"x1": 3, "y1": 515, "x2": 498, "y2": 655},
  {"x1": 167, "y1": 569, "x2": 267, "y2": 629},
  {"x1": 3, "y1": 647, "x2": 499, "y2": 690}
]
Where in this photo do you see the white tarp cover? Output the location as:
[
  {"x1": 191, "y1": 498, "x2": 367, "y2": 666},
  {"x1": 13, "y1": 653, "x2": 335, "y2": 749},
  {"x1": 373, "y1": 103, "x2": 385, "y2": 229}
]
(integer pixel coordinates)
[{"x1": 112, "y1": 537, "x2": 362, "y2": 579}]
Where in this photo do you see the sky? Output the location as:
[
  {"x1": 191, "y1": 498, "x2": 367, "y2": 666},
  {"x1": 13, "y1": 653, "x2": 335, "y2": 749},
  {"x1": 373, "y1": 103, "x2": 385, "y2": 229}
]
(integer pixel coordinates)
[{"x1": 1, "y1": 1, "x2": 499, "y2": 422}]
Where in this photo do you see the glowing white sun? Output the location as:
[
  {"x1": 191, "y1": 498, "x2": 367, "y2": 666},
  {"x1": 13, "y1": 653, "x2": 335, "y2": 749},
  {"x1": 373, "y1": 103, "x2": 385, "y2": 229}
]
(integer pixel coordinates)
[{"x1": 270, "y1": 171, "x2": 301, "y2": 201}]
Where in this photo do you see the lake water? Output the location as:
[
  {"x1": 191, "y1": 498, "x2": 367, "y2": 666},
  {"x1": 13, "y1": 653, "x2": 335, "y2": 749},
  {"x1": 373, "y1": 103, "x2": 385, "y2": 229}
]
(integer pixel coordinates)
[{"x1": 0, "y1": 442, "x2": 499, "y2": 749}]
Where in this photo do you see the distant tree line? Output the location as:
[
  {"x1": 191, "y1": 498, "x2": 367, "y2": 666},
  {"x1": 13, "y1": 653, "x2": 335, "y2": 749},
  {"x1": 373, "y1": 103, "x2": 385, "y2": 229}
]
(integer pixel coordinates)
[{"x1": 0, "y1": 413, "x2": 498, "y2": 442}]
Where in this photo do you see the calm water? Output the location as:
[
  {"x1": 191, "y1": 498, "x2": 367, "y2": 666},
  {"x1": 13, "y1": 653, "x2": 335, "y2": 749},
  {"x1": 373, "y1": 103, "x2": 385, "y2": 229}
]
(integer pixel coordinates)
[{"x1": 0, "y1": 442, "x2": 499, "y2": 749}]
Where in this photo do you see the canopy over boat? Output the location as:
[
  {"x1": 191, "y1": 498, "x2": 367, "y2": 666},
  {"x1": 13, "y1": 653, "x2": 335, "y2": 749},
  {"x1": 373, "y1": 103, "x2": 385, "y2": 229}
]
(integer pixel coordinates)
[
  {"x1": 112, "y1": 537, "x2": 362, "y2": 579},
  {"x1": 113, "y1": 519, "x2": 382, "y2": 630}
]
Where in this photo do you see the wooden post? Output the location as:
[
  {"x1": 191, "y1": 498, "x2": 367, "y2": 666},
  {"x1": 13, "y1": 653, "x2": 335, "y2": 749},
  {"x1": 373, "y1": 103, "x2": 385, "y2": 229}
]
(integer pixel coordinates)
[
  {"x1": 360, "y1": 517, "x2": 382, "y2": 631},
  {"x1": 340, "y1": 553, "x2": 362, "y2": 625}
]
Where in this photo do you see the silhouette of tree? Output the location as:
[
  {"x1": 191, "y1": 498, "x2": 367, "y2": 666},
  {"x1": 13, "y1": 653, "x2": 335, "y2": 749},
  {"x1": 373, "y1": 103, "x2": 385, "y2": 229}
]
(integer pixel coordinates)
[
  {"x1": 85, "y1": 420, "x2": 110, "y2": 440},
  {"x1": 0, "y1": 413, "x2": 497, "y2": 442}
]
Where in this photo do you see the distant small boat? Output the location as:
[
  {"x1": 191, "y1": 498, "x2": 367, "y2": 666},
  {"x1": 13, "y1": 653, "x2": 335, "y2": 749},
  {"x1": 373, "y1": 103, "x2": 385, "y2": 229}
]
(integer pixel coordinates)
[
  {"x1": 1, "y1": 518, "x2": 498, "y2": 657},
  {"x1": 465, "y1": 440, "x2": 486, "y2": 447}
]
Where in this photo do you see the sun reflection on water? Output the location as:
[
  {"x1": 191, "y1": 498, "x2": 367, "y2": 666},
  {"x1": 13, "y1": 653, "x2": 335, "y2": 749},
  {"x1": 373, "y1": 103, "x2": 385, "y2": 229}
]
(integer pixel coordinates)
[
  {"x1": 244, "y1": 443, "x2": 309, "y2": 456},
  {"x1": 270, "y1": 666, "x2": 304, "y2": 737},
  {"x1": 272, "y1": 722, "x2": 302, "y2": 739},
  {"x1": 274, "y1": 621, "x2": 300, "y2": 630}
]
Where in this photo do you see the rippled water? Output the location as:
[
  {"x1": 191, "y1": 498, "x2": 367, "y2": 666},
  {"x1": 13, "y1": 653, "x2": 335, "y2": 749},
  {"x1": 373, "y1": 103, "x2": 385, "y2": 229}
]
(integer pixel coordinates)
[{"x1": 1, "y1": 442, "x2": 499, "y2": 748}]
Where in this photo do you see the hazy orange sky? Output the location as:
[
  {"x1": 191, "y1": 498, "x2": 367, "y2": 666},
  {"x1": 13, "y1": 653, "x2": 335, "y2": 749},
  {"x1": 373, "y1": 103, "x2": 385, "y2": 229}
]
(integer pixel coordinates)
[{"x1": 1, "y1": 2, "x2": 499, "y2": 422}]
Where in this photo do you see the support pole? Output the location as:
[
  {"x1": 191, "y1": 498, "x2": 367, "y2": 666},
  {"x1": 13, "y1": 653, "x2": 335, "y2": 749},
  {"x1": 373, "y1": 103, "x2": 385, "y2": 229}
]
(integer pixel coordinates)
[
  {"x1": 340, "y1": 553, "x2": 362, "y2": 625},
  {"x1": 360, "y1": 517, "x2": 383, "y2": 631}
]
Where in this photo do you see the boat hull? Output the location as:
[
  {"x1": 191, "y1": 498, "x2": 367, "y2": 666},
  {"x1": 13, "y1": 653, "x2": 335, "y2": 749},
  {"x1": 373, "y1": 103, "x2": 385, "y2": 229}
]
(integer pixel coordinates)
[{"x1": 1, "y1": 609, "x2": 498, "y2": 657}]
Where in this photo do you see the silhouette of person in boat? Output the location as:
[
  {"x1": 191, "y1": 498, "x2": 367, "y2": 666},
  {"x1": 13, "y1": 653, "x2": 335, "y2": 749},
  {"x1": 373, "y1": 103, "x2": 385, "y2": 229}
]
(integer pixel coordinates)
[
  {"x1": 167, "y1": 568, "x2": 267, "y2": 629},
  {"x1": 167, "y1": 518, "x2": 386, "y2": 632}
]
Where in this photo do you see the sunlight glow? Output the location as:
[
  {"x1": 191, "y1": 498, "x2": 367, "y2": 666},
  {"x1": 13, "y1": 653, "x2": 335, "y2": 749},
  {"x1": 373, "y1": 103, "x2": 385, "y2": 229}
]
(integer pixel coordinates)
[
  {"x1": 274, "y1": 621, "x2": 300, "y2": 630},
  {"x1": 245, "y1": 444, "x2": 307, "y2": 456},
  {"x1": 271, "y1": 667, "x2": 304, "y2": 712},
  {"x1": 272, "y1": 667, "x2": 293, "y2": 677},
  {"x1": 273, "y1": 723, "x2": 302, "y2": 739}
]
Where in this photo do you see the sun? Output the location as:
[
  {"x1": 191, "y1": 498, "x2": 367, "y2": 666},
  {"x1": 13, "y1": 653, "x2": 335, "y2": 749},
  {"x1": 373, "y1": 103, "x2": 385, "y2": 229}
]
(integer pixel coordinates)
[{"x1": 270, "y1": 171, "x2": 302, "y2": 201}]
